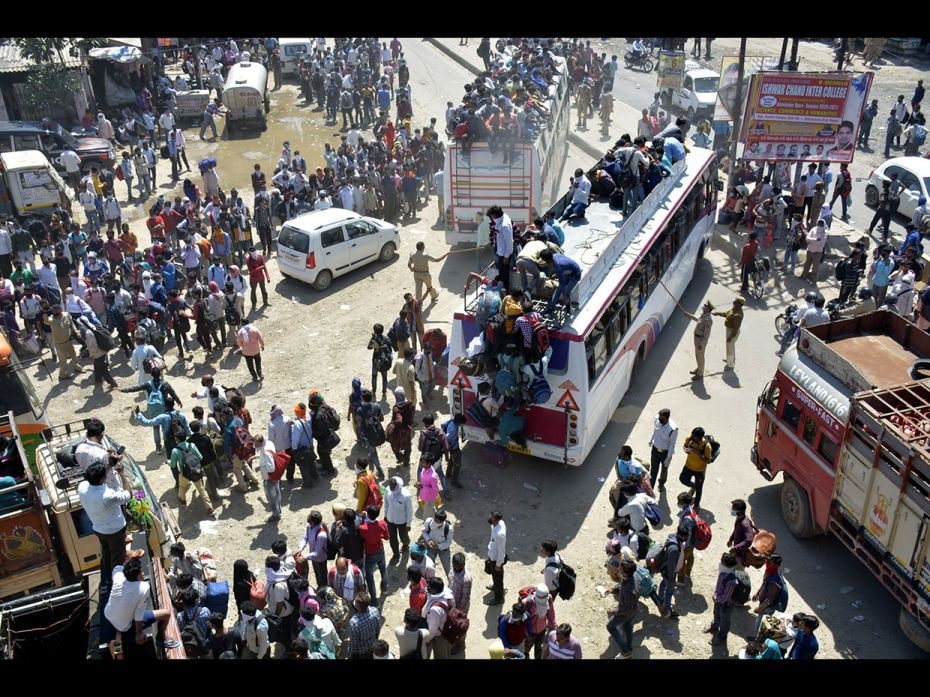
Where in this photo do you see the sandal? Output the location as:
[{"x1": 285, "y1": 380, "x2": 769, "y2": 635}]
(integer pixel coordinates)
[{"x1": 157, "y1": 638, "x2": 182, "y2": 649}]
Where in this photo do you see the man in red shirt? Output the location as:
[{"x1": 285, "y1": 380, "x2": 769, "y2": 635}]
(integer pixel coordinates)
[
  {"x1": 102, "y1": 231, "x2": 130, "y2": 265},
  {"x1": 739, "y1": 231, "x2": 760, "y2": 294},
  {"x1": 244, "y1": 246, "x2": 270, "y2": 308},
  {"x1": 359, "y1": 505, "x2": 389, "y2": 605}
]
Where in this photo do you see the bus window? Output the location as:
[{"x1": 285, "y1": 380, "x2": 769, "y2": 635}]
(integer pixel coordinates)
[
  {"x1": 817, "y1": 434, "x2": 839, "y2": 467},
  {"x1": 781, "y1": 399, "x2": 802, "y2": 431},
  {"x1": 606, "y1": 301, "x2": 630, "y2": 349},
  {"x1": 585, "y1": 328, "x2": 609, "y2": 382},
  {"x1": 761, "y1": 383, "x2": 780, "y2": 410},
  {"x1": 802, "y1": 416, "x2": 817, "y2": 445}
]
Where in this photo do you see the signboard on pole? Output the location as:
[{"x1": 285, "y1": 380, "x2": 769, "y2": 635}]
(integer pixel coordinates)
[
  {"x1": 657, "y1": 51, "x2": 686, "y2": 90},
  {"x1": 714, "y1": 56, "x2": 779, "y2": 122},
  {"x1": 738, "y1": 72, "x2": 873, "y2": 163}
]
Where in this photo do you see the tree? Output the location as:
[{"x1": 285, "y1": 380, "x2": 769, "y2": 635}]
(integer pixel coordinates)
[
  {"x1": 12, "y1": 37, "x2": 106, "y2": 66},
  {"x1": 22, "y1": 65, "x2": 81, "y2": 117}
]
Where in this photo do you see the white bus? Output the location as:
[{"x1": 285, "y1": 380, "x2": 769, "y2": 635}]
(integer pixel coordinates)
[
  {"x1": 447, "y1": 148, "x2": 719, "y2": 465},
  {"x1": 443, "y1": 48, "x2": 570, "y2": 245}
]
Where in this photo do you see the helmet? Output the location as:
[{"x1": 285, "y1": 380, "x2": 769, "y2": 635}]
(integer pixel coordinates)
[
  {"x1": 858, "y1": 287, "x2": 873, "y2": 300},
  {"x1": 885, "y1": 293, "x2": 899, "y2": 307},
  {"x1": 804, "y1": 291, "x2": 818, "y2": 303}
]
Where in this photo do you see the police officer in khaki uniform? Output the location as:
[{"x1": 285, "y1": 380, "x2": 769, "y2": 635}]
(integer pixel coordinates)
[
  {"x1": 685, "y1": 300, "x2": 714, "y2": 380},
  {"x1": 713, "y1": 296, "x2": 746, "y2": 371},
  {"x1": 407, "y1": 241, "x2": 445, "y2": 303}
]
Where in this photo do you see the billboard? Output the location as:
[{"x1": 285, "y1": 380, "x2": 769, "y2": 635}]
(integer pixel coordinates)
[
  {"x1": 738, "y1": 72, "x2": 873, "y2": 163},
  {"x1": 657, "y1": 51, "x2": 685, "y2": 90},
  {"x1": 714, "y1": 56, "x2": 780, "y2": 122}
]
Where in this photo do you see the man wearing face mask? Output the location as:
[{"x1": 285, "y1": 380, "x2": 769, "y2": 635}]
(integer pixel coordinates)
[
  {"x1": 234, "y1": 600, "x2": 270, "y2": 659},
  {"x1": 752, "y1": 553, "x2": 787, "y2": 634},
  {"x1": 647, "y1": 409, "x2": 678, "y2": 489},
  {"x1": 614, "y1": 445, "x2": 646, "y2": 480},
  {"x1": 727, "y1": 499, "x2": 756, "y2": 567},
  {"x1": 43, "y1": 303, "x2": 83, "y2": 380},
  {"x1": 520, "y1": 583, "x2": 557, "y2": 659},
  {"x1": 705, "y1": 552, "x2": 740, "y2": 648},
  {"x1": 422, "y1": 576, "x2": 456, "y2": 659}
]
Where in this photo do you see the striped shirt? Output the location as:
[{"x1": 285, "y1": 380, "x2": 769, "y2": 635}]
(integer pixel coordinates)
[{"x1": 546, "y1": 630, "x2": 582, "y2": 659}]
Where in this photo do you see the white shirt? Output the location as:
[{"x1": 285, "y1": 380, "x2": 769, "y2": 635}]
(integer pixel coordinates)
[
  {"x1": 800, "y1": 306, "x2": 830, "y2": 328},
  {"x1": 79, "y1": 190, "x2": 98, "y2": 212},
  {"x1": 36, "y1": 264, "x2": 57, "y2": 287},
  {"x1": 383, "y1": 479, "x2": 414, "y2": 526},
  {"x1": 422, "y1": 518, "x2": 453, "y2": 551},
  {"x1": 347, "y1": 128, "x2": 360, "y2": 149},
  {"x1": 895, "y1": 101, "x2": 907, "y2": 122},
  {"x1": 159, "y1": 112, "x2": 175, "y2": 132},
  {"x1": 77, "y1": 480, "x2": 130, "y2": 535},
  {"x1": 60, "y1": 149, "x2": 81, "y2": 174},
  {"x1": 487, "y1": 520, "x2": 507, "y2": 564},
  {"x1": 494, "y1": 213, "x2": 513, "y2": 257},
  {"x1": 616, "y1": 492, "x2": 659, "y2": 533},
  {"x1": 572, "y1": 174, "x2": 592, "y2": 204},
  {"x1": 103, "y1": 566, "x2": 151, "y2": 632},
  {"x1": 649, "y1": 417, "x2": 679, "y2": 453},
  {"x1": 259, "y1": 440, "x2": 277, "y2": 481},
  {"x1": 75, "y1": 439, "x2": 110, "y2": 470},
  {"x1": 805, "y1": 173, "x2": 822, "y2": 193},
  {"x1": 543, "y1": 553, "x2": 561, "y2": 593},
  {"x1": 314, "y1": 196, "x2": 332, "y2": 211}
]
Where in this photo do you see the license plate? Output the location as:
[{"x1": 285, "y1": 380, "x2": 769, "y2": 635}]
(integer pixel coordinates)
[{"x1": 506, "y1": 442, "x2": 531, "y2": 456}]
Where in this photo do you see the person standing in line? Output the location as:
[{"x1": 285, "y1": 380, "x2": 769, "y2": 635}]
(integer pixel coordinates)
[
  {"x1": 235, "y1": 320, "x2": 264, "y2": 382},
  {"x1": 359, "y1": 505, "x2": 389, "y2": 606},
  {"x1": 255, "y1": 433, "x2": 281, "y2": 522},
  {"x1": 289, "y1": 403, "x2": 318, "y2": 489},
  {"x1": 705, "y1": 552, "x2": 740, "y2": 648},
  {"x1": 683, "y1": 299, "x2": 714, "y2": 381},
  {"x1": 43, "y1": 304, "x2": 83, "y2": 380},
  {"x1": 407, "y1": 241, "x2": 443, "y2": 303},
  {"x1": 440, "y1": 414, "x2": 466, "y2": 488},
  {"x1": 858, "y1": 99, "x2": 879, "y2": 149},
  {"x1": 244, "y1": 246, "x2": 270, "y2": 308},
  {"x1": 348, "y1": 591, "x2": 381, "y2": 659},
  {"x1": 606, "y1": 559, "x2": 638, "y2": 659},
  {"x1": 727, "y1": 499, "x2": 756, "y2": 567},
  {"x1": 712, "y1": 296, "x2": 745, "y2": 372},
  {"x1": 752, "y1": 553, "x2": 787, "y2": 633},
  {"x1": 383, "y1": 476, "x2": 413, "y2": 560},
  {"x1": 647, "y1": 408, "x2": 678, "y2": 490},
  {"x1": 739, "y1": 231, "x2": 759, "y2": 293},
  {"x1": 83, "y1": 321, "x2": 118, "y2": 390},
  {"x1": 485, "y1": 511, "x2": 507, "y2": 606}
]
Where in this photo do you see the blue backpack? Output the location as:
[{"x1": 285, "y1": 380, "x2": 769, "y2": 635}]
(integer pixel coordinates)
[
  {"x1": 494, "y1": 368, "x2": 518, "y2": 398},
  {"x1": 527, "y1": 364, "x2": 551, "y2": 404},
  {"x1": 146, "y1": 384, "x2": 165, "y2": 417}
]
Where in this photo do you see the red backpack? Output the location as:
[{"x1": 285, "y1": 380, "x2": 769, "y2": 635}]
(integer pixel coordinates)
[
  {"x1": 366, "y1": 475, "x2": 383, "y2": 510},
  {"x1": 436, "y1": 601, "x2": 469, "y2": 643},
  {"x1": 687, "y1": 510, "x2": 713, "y2": 551},
  {"x1": 269, "y1": 451, "x2": 291, "y2": 481},
  {"x1": 234, "y1": 426, "x2": 255, "y2": 461},
  {"x1": 526, "y1": 314, "x2": 550, "y2": 355}
]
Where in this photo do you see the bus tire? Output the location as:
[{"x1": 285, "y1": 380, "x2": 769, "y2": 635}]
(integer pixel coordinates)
[
  {"x1": 899, "y1": 608, "x2": 930, "y2": 653},
  {"x1": 780, "y1": 476, "x2": 815, "y2": 538},
  {"x1": 697, "y1": 242, "x2": 706, "y2": 260}
]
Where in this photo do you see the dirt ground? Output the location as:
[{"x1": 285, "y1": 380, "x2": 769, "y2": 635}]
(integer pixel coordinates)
[{"x1": 34, "y1": 37, "x2": 928, "y2": 660}]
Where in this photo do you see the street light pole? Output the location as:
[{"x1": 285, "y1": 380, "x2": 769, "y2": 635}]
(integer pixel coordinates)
[{"x1": 727, "y1": 38, "x2": 747, "y2": 184}]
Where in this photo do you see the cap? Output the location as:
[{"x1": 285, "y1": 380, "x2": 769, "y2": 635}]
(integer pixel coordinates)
[
  {"x1": 535, "y1": 583, "x2": 548, "y2": 598},
  {"x1": 658, "y1": 408, "x2": 671, "y2": 417},
  {"x1": 735, "y1": 296, "x2": 746, "y2": 306},
  {"x1": 703, "y1": 300, "x2": 715, "y2": 311}
]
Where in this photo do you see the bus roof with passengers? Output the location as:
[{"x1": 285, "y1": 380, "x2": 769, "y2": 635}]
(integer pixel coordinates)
[{"x1": 447, "y1": 147, "x2": 719, "y2": 465}]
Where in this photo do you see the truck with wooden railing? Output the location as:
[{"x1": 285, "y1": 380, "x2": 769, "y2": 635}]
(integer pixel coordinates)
[{"x1": 752, "y1": 310, "x2": 930, "y2": 651}]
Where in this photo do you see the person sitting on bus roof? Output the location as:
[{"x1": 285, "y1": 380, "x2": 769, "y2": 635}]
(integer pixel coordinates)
[
  {"x1": 655, "y1": 116, "x2": 690, "y2": 144},
  {"x1": 543, "y1": 212, "x2": 565, "y2": 247},
  {"x1": 661, "y1": 136, "x2": 686, "y2": 165},
  {"x1": 502, "y1": 289, "x2": 525, "y2": 334},
  {"x1": 540, "y1": 249, "x2": 582, "y2": 316},
  {"x1": 559, "y1": 169, "x2": 592, "y2": 223},
  {"x1": 591, "y1": 169, "x2": 617, "y2": 199}
]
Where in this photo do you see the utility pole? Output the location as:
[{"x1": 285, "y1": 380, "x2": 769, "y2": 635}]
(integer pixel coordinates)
[
  {"x1": 836, "y1": 37, "x2": 847, "y2": 71},
  {"x1": 789, "y1": 39, "x2": 800, "y2": 71},
  {"x1": 727, "y1": 38, "x2": 747, "y2": 184},
  {"x1": 778, "y1": 38, "x2": 789, "y2": 70}
]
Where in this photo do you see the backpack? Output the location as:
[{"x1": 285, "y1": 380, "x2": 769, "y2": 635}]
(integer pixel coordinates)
[
  {"x1": 363, "y1": 407, "x2": 387, "y2": 446},
  {"x1": 224, "y1": 296, "x2": 241, "y2": 325},
  {"x1": 646, "y1": 538, "x2": 678, "y2": 574},
  {"x1": 546, "y1": 556, "x2": 577, "y2": 600},
  {"x1": 89, "y1": 324, "x2": 117, "y2": 352},
  {"x1": 705, "y1": 435, "x2": 721, "y2": 463},
  {"x1": 318, "y1": 586, "x2": 349, "y2": 631},
  {"x1": 317, "y1": 404, "x2": 341, "y2": 431},
  {"x1": 686, "y1": 510, "x2": 713, "y2": 550},
  {"x1": 179, "y1": 610, "x2": 211, "y2": 657},
  {"x1": 249, "y1": 579, "x2": 267, "y2": 610},
  {"x1": 467, "y1": 399, "x2": 495, "y2": 428},
  {"x1": 325, "y1": 528, "x2": 339, "y2": 561},
  {"x1": 386, "y1": 325, "x2": 398, "y2": 350},
  {"x1": 771, "y1": 574, "x2": 789, "y2": 612},
  {"x1": 143, "y1": 355, "x2": 166, "y2": 374},
  {"x1": 436, "y1": 601, "x2": 469, "y2": 644},
  {"x1": 269, "y1": 451, "x2": 290, "y2": 481},
  {"x1": 526, "y1": 315, "x2": 550, "y2": 356},
  {"x1": 644, "y1": 501, "x2": 662, "y2": 527},
  {"x1": 400, "y1": 631, "x2": 424, "y2": 660},
  {"x1": 834, "y1": 257, "x2": 849, "y2": 282},
  {"x1": 178, "y1": 442, "x2": 203, "y2": 481},
  {"x1": 633, "y1": 563, "x2": 655, "y2": 597},
  {"x1": 914, "y1": 124, "x2": 927, "y2": 146},
  {"x1": 146, "y1": 384, "x2": 166, "y2": 417},
  {"x1": 234, "y1": 426, "x2": 255, "y2": 460},
  {"x1": 375, "y1": 340, "x2": 393, "y2": 372},
  {"x1": 494, "y1": 368, "x2": 517, "y2": 398},
  {"x1": 365, "y1": 474, "x2": 383, "y2": 509},
  {"x1": 731, "y1": 569, "x2": 752, "y2": 605},
  {"x1": 421, "y1": 427, "x2": 444, "y2": 463},
  {"x1": 167, "y1": 413, "x2": 186, "y2": 447},
  {"x1": 527, "y1": 363, "x2": 552, "y2": 404}
]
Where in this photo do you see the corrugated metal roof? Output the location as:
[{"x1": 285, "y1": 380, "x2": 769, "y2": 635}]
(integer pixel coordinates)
[{"x1": 0, "y1": 42, "x2": 83, "y2": 74}]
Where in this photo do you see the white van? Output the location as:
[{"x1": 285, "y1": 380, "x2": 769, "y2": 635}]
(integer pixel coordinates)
[
  {"x1": 661, "y1": 60, "x2": 720, "y2": 122},
  {"x1": 279, "y1": 38, "x2": 313, "y2": 77},
  {"x1": 222, "y1": 62, "x2": 270, "y2": 134},
  {"x1": 276, "y1": 209, "x2": 399, "y2": 291},
  {"x1": 0, "y1": 150, "x2": 70, "y2": 219}
]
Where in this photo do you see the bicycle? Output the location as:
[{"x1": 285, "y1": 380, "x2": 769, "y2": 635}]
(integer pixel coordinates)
[{"x1": 748, "y1": 257, "x2": 771, "y2": 300}]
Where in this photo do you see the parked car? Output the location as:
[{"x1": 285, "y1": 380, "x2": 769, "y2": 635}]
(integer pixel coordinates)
[
  {"x1": 0, "y1": 121, "x2": 115, "y2": 174},
  {"x1": 660, "y1": 60, "x2": 720, "y2": 122},
  {"x1": 276, "y1": 209, "x2": 399, "y2": 291},
  {"x1": 865, "y1": 157, "x2": 930, "y2": 222}
]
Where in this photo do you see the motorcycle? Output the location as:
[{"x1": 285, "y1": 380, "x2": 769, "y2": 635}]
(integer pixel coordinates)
[
  {"x1": 774, "y1": 303, "x2": 801, "y2": 352},
  {"x1": 623, "y1": 50, "x2": 655, "y2": 73}
]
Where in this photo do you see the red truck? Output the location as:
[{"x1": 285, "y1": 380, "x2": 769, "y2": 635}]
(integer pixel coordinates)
[{"x1": 752, "y1": 310, "x2": 930, "y2": 652}]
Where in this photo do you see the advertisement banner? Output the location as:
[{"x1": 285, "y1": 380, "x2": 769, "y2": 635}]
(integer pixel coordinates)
[
  {"x1": 738, "y1": 72, "x2": 873, "y2": 163},
  {"x1": 714, "y1": 56, "x2": 780, "y2": 122},
  {"x1": 657, "y1": 51, "x2": 685, "y2": 90}
]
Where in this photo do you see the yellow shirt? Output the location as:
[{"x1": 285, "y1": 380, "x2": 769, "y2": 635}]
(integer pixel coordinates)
[{"x1": 683, "y1": 437, "x2": 712, "y2": 473}]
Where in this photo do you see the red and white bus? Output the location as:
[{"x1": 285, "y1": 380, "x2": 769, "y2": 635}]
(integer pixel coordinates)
[{"x1": 447, "y1": 148, "x2": 719, "y2": 465}]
